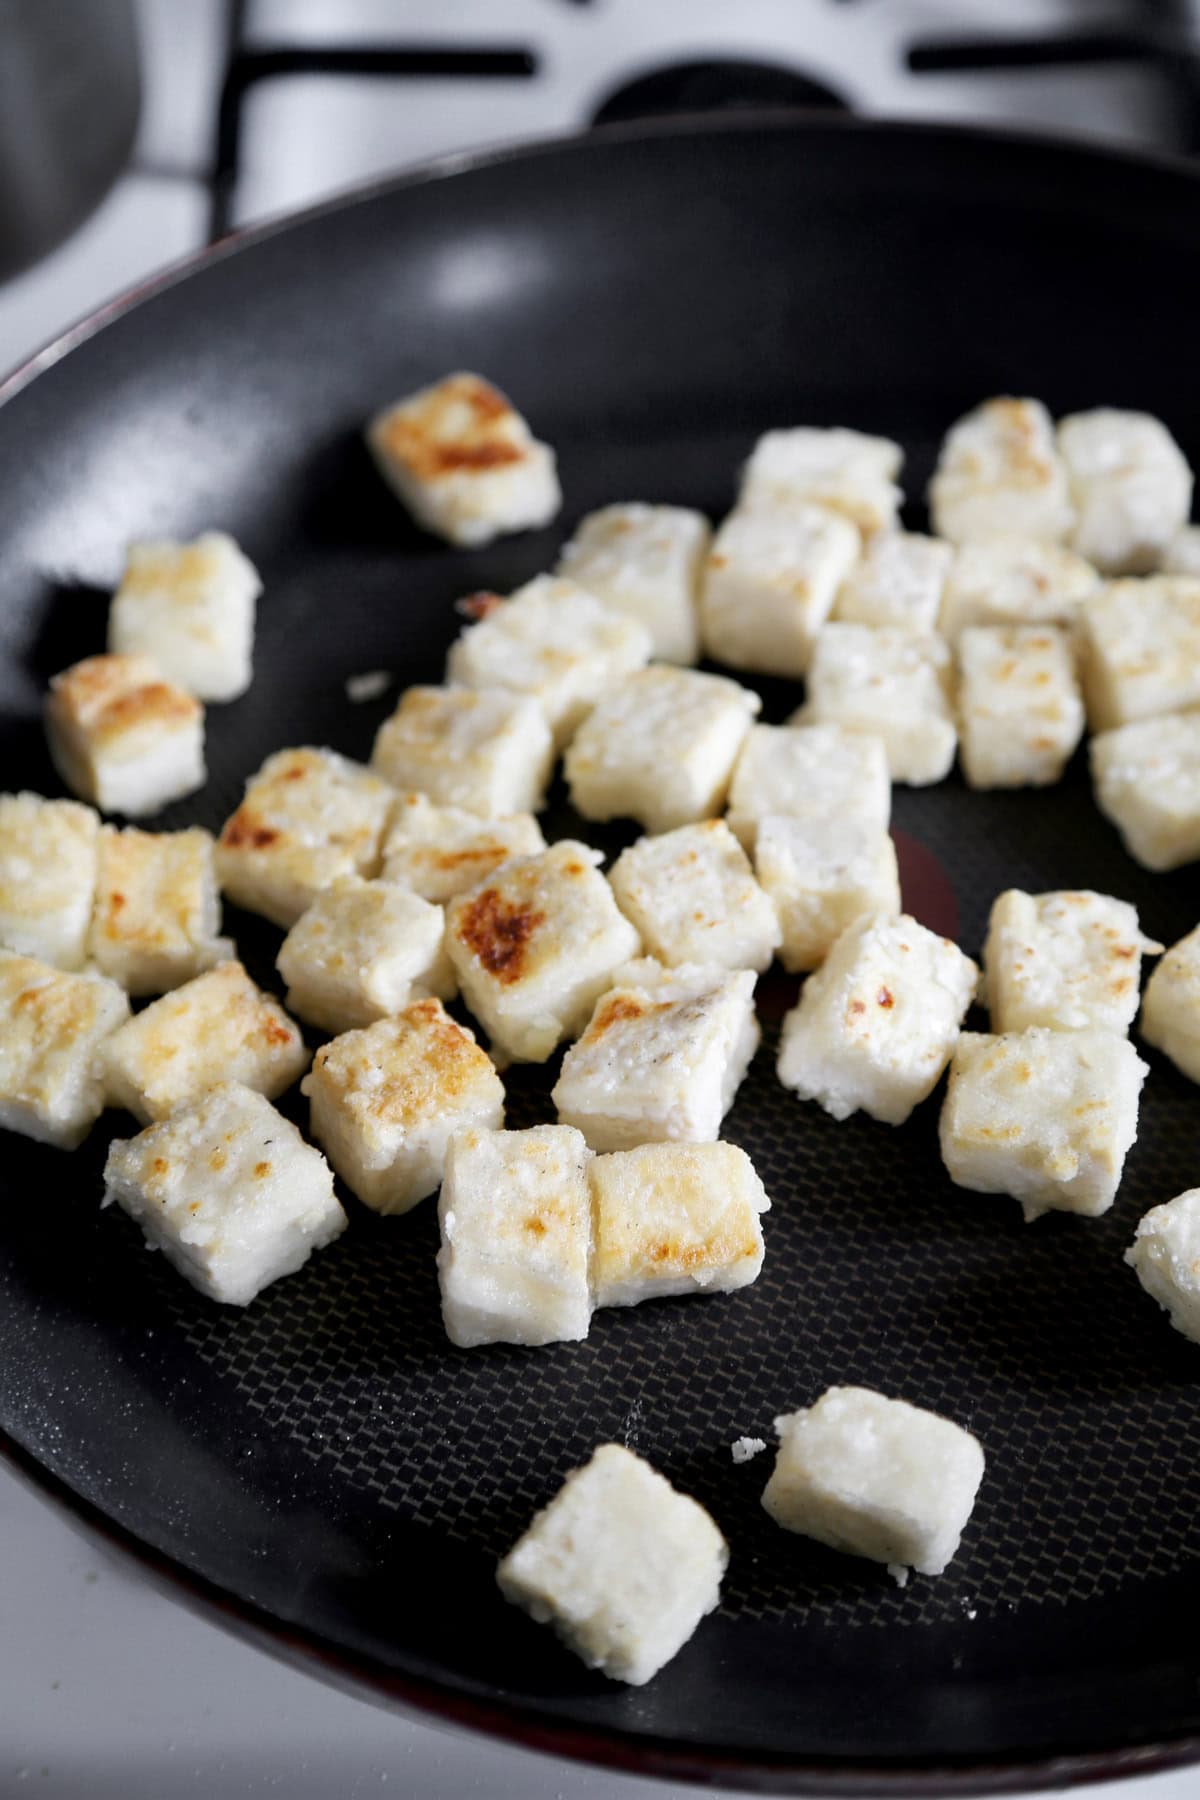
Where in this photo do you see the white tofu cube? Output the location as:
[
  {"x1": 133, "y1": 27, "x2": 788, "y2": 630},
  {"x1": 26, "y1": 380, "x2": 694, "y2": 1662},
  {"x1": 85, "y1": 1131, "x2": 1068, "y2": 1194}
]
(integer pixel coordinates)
[
  {"x1": 0, "y1": 951, "x2": 130, "y2": 1148},
  {"x1": 1126, "y1": 1189, "x2": 1200, "y2": 1345},
  {"x1": 1058, "y1": 409, "x2": 1193, "y2": 575},
  {"x1": 45, "y1": 653, "x2": 205, "y2": 818},
  {"x1": 365, "y1": 371, "x2": 560, "y2": 547},
  {"x1": 798, "y1": 624, "x2": 957, "y2": 786},
  {"x1": 0, "y1": 792, "x2": 99, "y2": 969},
  {"x1": 303, "y1": 998, "x2": 504, "y2": 1214},
  {"x1": 928, "y1": 397, "x2": 1073, "y2": 545},
  {"x1": 609, "y1": 821, "x2": 780, "y2": 973},
  {"x1": 496, "y1": 1442, "x2": 727, "y2": 1686},
  {"x1": 725, "y1": 722, "x2": 890, "y2": 854},
  {"x1": 761, "y1": 1388, "x2": 985, "y2": 1578},
  {"x1": 834, "y1": 531, "x2": 952, "y2": 632},
  {"x1": 1078, "y1": 577, "x2": 1200, "y2": 731},
  {"x1": 103, "y1": 1082, "x2": 345, "y2": 1305},
  {"x1": 777, "y1": 914, "x2": 977, "y2": 1126},
  {"x1": 552, "y1": 960, "x2": 759, "y2": 1150},
  {"x1": 940, "y1": 1027, "x2": 1148, "y2": 1222},
  {"x1": 738, "y1": 426, "x2": 903, "y2": 534},
  {"x1": 938, "y1": 536, "x2": 1099, "y2": 641},
  {"x1": 1140, "y1": 925, "x2": 1200, "y2": 1081},
  {"x1": 436, "y1": 1123, "x2": 592, "y2": 1347},
  {"x1": 755, "y1": 815, "x2": 900, "y2": 973},
  {"x1": 445, "y1": 576, "x2": 651, "y2": 749},
  {"x1": 957, "y1": 626, "x2": 1085, "y2": 790},
  {"x1": 982, "y1": 889, "x2": 1160, "y2": 1036},
  {"x1": 216, "y1": 746, "x2": 393, "y2": 929},
  {"x1": 589, "y1": 1140, "x2": 768, "y2": 1306},
  {"x1": 555, "y1": 502, "x2": 710, "y2": 664},
  {"x1": 108, "y1": 532, "x2": 261, "y2": 701},
  {"x1": 1162, "y1": 524, "x2": 1200, "y2": 576},
  {"x1": 101, "y1": 960, "x2": 308, "y2": 1124},
  {"x1": 88, "y1": 825, "x2": 232, "y2": 995},
  {"x1": 380, "y1": 792, "x2": 545, "y2": 902},
  {"x1": 445, "y1": 842, "x2": 640, "y2": 1064},
  {"x1": 371, "y1": 686, "x2": 553, "y2": 819},
  {"x1": 699, "y1": 502, "x2": 860, "y2": 679},
  {"x1": 1091, "y1": 711, "x2": 1200, "y2": 872},
  {"x1": 564, "y1": 666, "x2": 759, "y2": 835},
  {"x1": 276, "y1": 875, "x2": 454, "y2": 1034}
]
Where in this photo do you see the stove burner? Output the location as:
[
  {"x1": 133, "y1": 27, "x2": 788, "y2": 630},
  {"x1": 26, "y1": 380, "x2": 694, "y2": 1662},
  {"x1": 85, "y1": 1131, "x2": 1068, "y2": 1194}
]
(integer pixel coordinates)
[{"x1": 591, "y1": 59, "x2": 848, "y2": 128}]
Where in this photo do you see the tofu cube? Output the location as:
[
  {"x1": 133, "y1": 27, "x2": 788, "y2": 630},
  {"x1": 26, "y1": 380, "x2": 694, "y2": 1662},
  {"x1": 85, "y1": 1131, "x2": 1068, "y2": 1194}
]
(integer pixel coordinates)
[
  {"x1": 436, "y1": 1123, "x2": 592, "y2": 1347},
  {"x1": 761, "y1": 1388, "x2": 985, "y2": 1578},
  {"x1": 445, "y1": 842, "x2": 641, "y2": 1064},
  {"x1": 45, "y1": 653, "x2": 205, "y2": 817},
  {"x1": 88, "y1": 825, "x2": 233, "y2": 995},
  {"x1": 1162, "y1": 524, "x2": 1200, "y2": 576},
  {"x1": 303, "y1": 998, "x2": 504, "y2": 1214},
  {"x1": 0, "y1": 951, "x2": 130, "y2": 1148},
  {"x1": 957, "y1": 625, "x2": 1085, "y2": 789},
  {"x1": 1078, "y1": 577, "x2": 1200, "y2": 731},
  {"x1": 738, "y1": 426, "x2": 903, "y2": 535},
  {"x1": 1091, "y1": 711, "x2": 1200, "y2": 872},
  {"x1": 798, "y1": 624, "x2": 957, "y2": 786},
  {"x1": 555, "y1": 502, "x2": 710, "y2": 665},
  {"x1": 216, "y1": 746, "x2": 393, "y2": 928},
  {"x1": 496, "y1": 1442, "x2": 728, "y2": 1686},
  {"x1": 0, "y1": 792, "x2": 99, "y2": 969},
  {"x1": 940, "y1": 1027, "x2": 1148, "y2": 1221},
  {"x1": 380, "y1": 791, "x2": 545, "y2": 902},
  {"x1": 1058, "y1": 409, "x2": 1193, "y2": 575},
  {"x1": 365, "y1": 371, "x2": 560, "y2": 548},
  {"x1": 982, "y1": 889, "x2": 1161, "y2": 1035},
  {"x1": 589, "y1": 1140, "x2": 769, "y2": 1306},
  {"x1": 755, "y1": 815, "x2": 900, "y2": 973},
  {"x1": 552, "y1": 960, "x2": 759, "y2": 1150},
  {"x1": 725, "y1": 722, "x2": 890, "y2": 854},
  {"x1": 1126, "y1": 1189, "x2": 1200, "y2": 1345},
  {"x1": 1140, "y1": 925, "x2": 1200, "y2": 1081},
  {"x1": 609, "y1": 821, "x2": 780, "y2": 973},
  {"x1": 699, "y1": 502, "x2": 860, "y2": 679},
  {"x1": 276, "y1": 875, "x2": 454, "y2": 1033},
  {"x1": 108, "y1": 532, "x2": 261, "y2": 702},
  {"x1": 101, "y1": 960, "x2": 308, "y2": 1124},
  {"x1": 565, "y1": 666, "x2": 759, "y2": 835},
  {"x1": 834, "y1": 531, "x2": 953, "y2": 632},
  {"x1": 938, "y1": 536, "x2": 1099, "y2": 641},
  {"x1": 777, "y1": 914, "x2": 977, "y2": 1126},
  {"x1": 445, "y1": 576, "x2": 651, "y2": 749},
  {"x1": 928, "y1": 397, "x2": 1073, "y2": 545},
  {"x1": 371, "y1": 686, "x2": 553, "y2": 819},
  {"x1": 103, "y1": 1082, "x2": 345, "y2": 1305}
]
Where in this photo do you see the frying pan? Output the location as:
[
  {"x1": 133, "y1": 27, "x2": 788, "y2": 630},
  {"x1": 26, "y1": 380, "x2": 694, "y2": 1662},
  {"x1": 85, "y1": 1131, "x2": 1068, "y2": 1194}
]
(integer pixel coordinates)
[{"x1": 3, "y1": 116, "x2": 1200, "y2": 1795}]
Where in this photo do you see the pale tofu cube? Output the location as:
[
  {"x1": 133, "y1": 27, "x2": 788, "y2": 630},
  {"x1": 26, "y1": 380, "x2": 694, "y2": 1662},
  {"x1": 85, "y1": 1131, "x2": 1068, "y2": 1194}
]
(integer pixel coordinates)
[
  {"x1": 940, "y1": 1027, "x2": 1147, "y2": 1221},
  {"x1": 445, "y1": 576, "x2": 651, "y2": 749},
  {"x1": 496, "y1": 1443, "x2": 727, "y2": 1686},
  {"x1": 1058, "y1": 409, "x2": 1193, "y2": 575},
  {"x1": 938, "y1": 536, "x2": 1099, "y2": 641},
  {"x1": 0, "y1": 792, "x2": 99, "y2": 969},
  {"x1": 555, "y1": 502, "x2": 710, "y2": 664},
  {"x1": 303, "y1": 998, "x2": 504, "y2": 1214},
  {"x1": 101, "y1": 960, "x2": 308, "y2": 1124},
  {"x1": 957, "y1": 626, "x2": 1085, "y2": 789},
  {"x1": 108, "y1": 532, "x2": 261, "y2": 702},
  {"x1": 589, "y1": 1140, "x2": 768, "y2": 1306},
  {"x1": 738, "y1": 427, "x2": 903, "y2": 534},
  {"x1": 798, "y1": 625, "x2": 957, "y2": 786},
  {"x1": 1140, "y1": 925, "x2": 1200, "y2": 1081},
  {"x1": 371, "y1": 686, "x2": 553, "y2": 819},
  {"x1": 1091, "y1": 711, "x2": 1200, "y2": 872},
  {"x1": 928, "y1": 397, "x2": 1073, "y2": 545},
  {"x1": 1126, "y1": 1189, "x2": 1200, "y2": 1345},
  {"x1": 777, "y1": 914, "x2": 977, "y2": 1126},
  {"x1": 609, "y1": 821, "x2": 780, "y2": 973},
  {"x1": 365, "y1": 371, "x2": 560, "y2": 548},
  {"x1": 0, "y1": 951, "x2": 130, "y2": 1148},
  {"x1": 88, "y1": 825, "x2": 232, "y2": 995},
  {"x1": 445, "y1": 842, "x2": 640, "y2": 1064},
  {"x1": 436, "y1": 1123, "x2": 592, "y2": 1346},
  {"x1": 725, "y1": 722, "x2": 890, "y2": 854},
  {"x1": 1162, "y1": 524, "x2": 1200, "y2": 576},
  {"x1": 552, "y1": 961, "x2": 759, "y2": 1150},
  {"x1": 103, "y1": 1082, "x2": 344, "y2": 1304},
  {"x1": 380, "y1": 792, "x2": 545, "y2": 902},
  {"x1": 216, "y1": 747, "x2": 393, "y2": 929},
  {"x1": 1078, "y1": 577, "x2": 1200, "y2": 731},
  {"x1": 834, "y1": 531, "x2": 952, "y2": 631},
  {"x1": 699, "y1": 502, "x2": 860, "y2": 679},
  {"x1": 564, "y1": 666, "x2": 759, "y2": 835},
  {"x1": 761, "y1": 1388, "x2": 985, "y2": 1577},
  {"x1": 982, "y1": 889, "x2": 1160, "y2": 1036},
  {"x1": 755, "y1": 815, "x2": 900, "y2": 973},
  {"x1": 276, "y1": 875, "x2": 454, "y2": 1034},
  {"x1": 45, "y1": 653, "x2": 205, "y2": 818}
]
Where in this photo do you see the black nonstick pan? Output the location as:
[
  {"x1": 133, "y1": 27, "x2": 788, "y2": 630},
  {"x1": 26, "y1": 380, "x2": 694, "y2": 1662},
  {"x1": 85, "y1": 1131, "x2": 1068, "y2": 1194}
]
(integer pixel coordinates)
[{"x1": 3, "y1": 117, "x2": 1200, "y2": 1795}]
